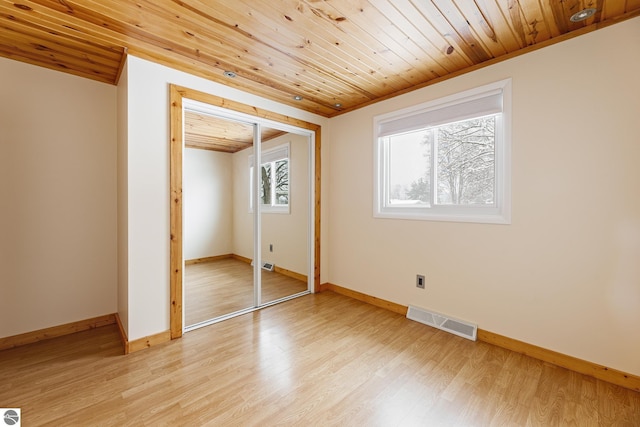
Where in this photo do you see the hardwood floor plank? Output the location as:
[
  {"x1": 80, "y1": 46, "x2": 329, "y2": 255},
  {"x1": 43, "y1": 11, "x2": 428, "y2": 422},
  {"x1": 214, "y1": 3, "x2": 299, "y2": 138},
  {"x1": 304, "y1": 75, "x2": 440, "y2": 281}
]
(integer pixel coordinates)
[
  {"x1": 184, "y1": 258, "x2": 308, "y2": 326},
  {"x1": 1, "y1": 292, "x2": 639, "y2": 426}
]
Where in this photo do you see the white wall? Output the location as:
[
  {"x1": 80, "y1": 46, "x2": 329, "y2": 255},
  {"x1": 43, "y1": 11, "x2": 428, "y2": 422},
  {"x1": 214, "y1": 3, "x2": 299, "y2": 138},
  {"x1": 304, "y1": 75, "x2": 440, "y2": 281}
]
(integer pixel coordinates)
[
  {"x1": 327, "y1": 18, "x2": 640, "y2": 376},
  {"x1": 231, "y1": 145, "x2": 253, "y2": 264},
  {"x1": 232, "y1": 133, "x2": 310, "y2": 275},
  {"x1": 184, "y1": 148, "x2": 233, "y2": 260},
  {"x1": 123, "y1": 56, "x2": 328, "y2": 340},
  {"x1": 0, "y1": 57, "x2": 118, "y2": 338}
]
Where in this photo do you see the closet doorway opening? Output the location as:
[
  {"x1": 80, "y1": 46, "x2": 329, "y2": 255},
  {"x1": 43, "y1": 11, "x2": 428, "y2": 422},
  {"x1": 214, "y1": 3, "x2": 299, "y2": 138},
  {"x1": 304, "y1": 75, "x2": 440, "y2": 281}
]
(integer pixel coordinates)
[{"x1": 169, "y1": 85, "x2": 321, "y2": 338}]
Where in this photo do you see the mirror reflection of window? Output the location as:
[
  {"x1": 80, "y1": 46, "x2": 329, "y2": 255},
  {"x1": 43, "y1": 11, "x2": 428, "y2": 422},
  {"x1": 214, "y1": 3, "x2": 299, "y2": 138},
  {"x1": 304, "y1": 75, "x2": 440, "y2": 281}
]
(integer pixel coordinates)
[{"x1": 249, "y1": 143, "x2": 290, "y2": 213}]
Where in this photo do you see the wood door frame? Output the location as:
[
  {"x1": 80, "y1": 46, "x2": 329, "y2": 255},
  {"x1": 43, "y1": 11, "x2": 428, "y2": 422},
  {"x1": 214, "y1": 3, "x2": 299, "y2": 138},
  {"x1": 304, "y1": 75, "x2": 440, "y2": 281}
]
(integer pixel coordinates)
[{"x1": 169, "y1": 84, "x2": 322, "y2": 339}]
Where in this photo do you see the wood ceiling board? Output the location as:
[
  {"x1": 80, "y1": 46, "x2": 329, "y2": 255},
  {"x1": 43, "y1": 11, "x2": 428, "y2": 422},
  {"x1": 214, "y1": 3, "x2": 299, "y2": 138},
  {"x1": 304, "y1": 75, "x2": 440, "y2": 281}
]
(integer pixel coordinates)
[
  {"x1": 547, "y1": 0, "x2": 595, "y2": 34},
  {"x1": 184, "y1": 132, "x2": 250, "y2": 146},
  {"x1": 185, "y1": 112, "x2": 254, "y2": 144},
  {"x1": 431, "y1": 0, "x2": 494, "y2": 62},
  {"x1": 185, "y1": 111, "x2": 253, "y2": 134},
  {"x1": 261, "y1": 130, "x2": 288, "y2": 143},
  {"x1": 118, "y1": 2, "x2": 350, "y2": 115},
  {"x1": 184, "y1": 140, "x2": 245, "y2": 153},
  {"x1": 475, "y1": 0, "x2": 525, "y2": 52},
  {"x1": 604, "y1": 1, "x2": 627, "y2": 18},
  {"x1": 369, "y1": 0, "x2": 469, "y2": 73},
  {"x1": 171, "y1": 2, "x2": 372, "y2": 113},
  {"x1": 0, "y1": 30, "x2": 121, "y2": 83},
  {"x1": 1, "y1": 2, "x2": 124, "y2": 83},
  {"x1": 333, "y1": 0, "x2": 460, "y2": 88},
  {"x1": 158, "y1": 0, "x2": 394, "y2": 111},
  {"x1": 222, "y1": 2, "x2": 442, "y2": 106},
  {"x1": 590, "y1": 0, "x2": 606, "y2": 24},
  {"x1": 376, "y1": 0, "x2": 482, "y2": 70},
  {"x1": 427, "y1": 0, "x2": 507, "y2": 59},
  {"x1": 121, "y1": 0, "x2": 359, "y2": 103},
  {"x1": 188, "y1": 0, "x2": 405, "y2": 94},
  {"x1": 273, "y1": 0, "x2": 404, "y2": 78},
  {"x1": 183, "y1": 131, "x2": 249, "y2": 145},
  {"x1": 501, "y1": 1, "x2": 527, "y2": 46},
  {"x1": 409, "y1": 0, "x2": 480, "y2": 65},
  {"x1": 223, "y1": 0, "x2": 416, "y2": 96},
  {"x1": 1, "y1": 5, "x2": 124, "y2": 59},
  {"x1": 1, "y1": 0, "x2": 639, "y2": 117},
  {"x1": 184, "y1": 110, "x2": 288, "y2": 153},
  {"x1": 323, "y1": 1, "x2": 448, "y2": 81},
  {"x1": 0, "y1": 22, "x2": 120, "y2": 69},
  {"x1": 516, "y1": 0, "x2": 557, "y2": 40}
]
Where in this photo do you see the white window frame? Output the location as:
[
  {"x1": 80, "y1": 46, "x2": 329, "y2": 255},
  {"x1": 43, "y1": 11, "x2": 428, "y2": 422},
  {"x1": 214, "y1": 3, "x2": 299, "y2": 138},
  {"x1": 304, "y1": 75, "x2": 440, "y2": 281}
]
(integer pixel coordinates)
[
  {"x1": 249, "y1": 142, "x2": 290, "y2": 214},
  {"x1": 373, "y1": 79, "x2": 511, "y2": 224}
]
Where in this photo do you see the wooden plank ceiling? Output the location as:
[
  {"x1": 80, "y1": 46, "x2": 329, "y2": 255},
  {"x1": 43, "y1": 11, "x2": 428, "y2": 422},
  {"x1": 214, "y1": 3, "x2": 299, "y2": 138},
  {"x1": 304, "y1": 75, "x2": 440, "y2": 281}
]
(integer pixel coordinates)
[
  {"x1": 2, "y1": 0, "x2": 639, "y2": 119},
  {"x1": 184, "y1": 111, "x2": 286, "y2": 153}
]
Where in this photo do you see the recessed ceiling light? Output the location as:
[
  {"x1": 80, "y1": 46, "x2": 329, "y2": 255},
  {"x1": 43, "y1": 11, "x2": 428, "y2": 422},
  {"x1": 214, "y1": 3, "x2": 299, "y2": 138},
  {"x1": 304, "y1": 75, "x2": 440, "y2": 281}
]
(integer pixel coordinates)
[
  {"x1": 335, "y1": 103, "x2": 342, "y2": 108},
  {"x1": 570, "y1": 8, "x2": 596, "y2": 22},
  {"x1": 293, "y1": 95, "x2": 303, "y2": 101},
  {"x1": 223, "y1": 70, "x2": 237, "y2": 78}
]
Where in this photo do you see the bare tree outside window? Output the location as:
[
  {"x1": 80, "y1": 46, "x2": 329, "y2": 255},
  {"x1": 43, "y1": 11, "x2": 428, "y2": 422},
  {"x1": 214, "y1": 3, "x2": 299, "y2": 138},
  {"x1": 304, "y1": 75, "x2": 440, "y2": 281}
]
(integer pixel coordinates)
[
  {"x1": 259, "y1": 159, "x2": 289, "y2": 206},
  {"x1": 274, "y1": 159, "x2": 289, "y2": 205},
  {"x1": 260, "y1": 163, "x2": 272, "y2": 205},
  {"x1": 388, "y1": 116, "x2": 495, "y2": 207},
  {"x1": 250, "y1": 143, "x2": 290, "y2": 213},
  {"x1": 435, "y1": 116, "x2": 495, "y2": 205}
]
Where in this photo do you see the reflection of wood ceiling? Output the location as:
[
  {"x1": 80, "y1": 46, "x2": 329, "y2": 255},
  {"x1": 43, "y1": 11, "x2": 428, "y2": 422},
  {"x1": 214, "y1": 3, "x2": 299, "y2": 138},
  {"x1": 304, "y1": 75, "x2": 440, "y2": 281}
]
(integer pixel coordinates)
[
  {"x1": 1, "y1": 1, "x2": 639, "y2": 117},
  {"x1": 184, "y1": 111, "x2": 286, "y2": 153}
]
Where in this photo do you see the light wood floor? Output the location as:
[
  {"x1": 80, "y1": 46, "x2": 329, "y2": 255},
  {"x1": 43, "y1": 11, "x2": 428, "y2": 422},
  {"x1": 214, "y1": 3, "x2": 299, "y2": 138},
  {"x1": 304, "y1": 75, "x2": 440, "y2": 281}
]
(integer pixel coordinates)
[
  {"x1": 185, "y1": 258, "x2": 308, "y2": 326},
  {"x1": 1, "y1": 292, "x2": 639, "y2": 426}
]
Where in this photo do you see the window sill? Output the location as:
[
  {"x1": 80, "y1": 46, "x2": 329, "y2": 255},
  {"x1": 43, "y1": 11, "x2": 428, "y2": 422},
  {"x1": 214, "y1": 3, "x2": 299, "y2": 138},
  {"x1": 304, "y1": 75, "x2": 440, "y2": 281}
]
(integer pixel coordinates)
[
  {"x1": 373, "y1": 209, "x2": 510, "y2": 224},
  {"x1": 250, "y1": 206, "x2": 290, "y2": 215}
]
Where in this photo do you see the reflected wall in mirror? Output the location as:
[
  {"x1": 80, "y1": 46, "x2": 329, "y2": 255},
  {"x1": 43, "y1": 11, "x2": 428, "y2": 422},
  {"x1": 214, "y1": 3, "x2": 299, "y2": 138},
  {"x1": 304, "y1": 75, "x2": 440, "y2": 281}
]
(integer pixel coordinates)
[{"x1": 254, "y1": 131, "x2": 309, "y2": 305}]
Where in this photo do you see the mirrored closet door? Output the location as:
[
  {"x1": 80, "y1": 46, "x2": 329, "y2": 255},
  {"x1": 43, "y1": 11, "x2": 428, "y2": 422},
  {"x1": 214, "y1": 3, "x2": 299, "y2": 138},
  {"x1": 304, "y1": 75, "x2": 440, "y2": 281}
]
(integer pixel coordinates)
[
  {"x1": 183, "y1": 114, "x2": 256, "y2": 327},
  {"x1": 259, "y1": 128, "x2": 310, "y2": 306},
  {"x1": 182, "y1": 103, "x2": 313, "y2": 331}
]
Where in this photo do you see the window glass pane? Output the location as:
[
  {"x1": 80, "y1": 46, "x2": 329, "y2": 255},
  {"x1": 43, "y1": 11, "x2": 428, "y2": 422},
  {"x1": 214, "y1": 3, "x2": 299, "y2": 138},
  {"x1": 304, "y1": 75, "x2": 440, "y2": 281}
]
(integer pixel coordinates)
[
  {"x1": 275, "y1": 192, "x2": 288, "y2": 205},
  {"x1": 388, "y1": 129, "x2": 431, "y2": 206},
  {"x1": 260, "y1": 163, "x2": 272, "y2": 205},
  {"x1": 435, "y1": 115, "x2": 495, "y2": 205},
  {"x1": 274, "y1": 159, "x2": 289, "y2": 205}
]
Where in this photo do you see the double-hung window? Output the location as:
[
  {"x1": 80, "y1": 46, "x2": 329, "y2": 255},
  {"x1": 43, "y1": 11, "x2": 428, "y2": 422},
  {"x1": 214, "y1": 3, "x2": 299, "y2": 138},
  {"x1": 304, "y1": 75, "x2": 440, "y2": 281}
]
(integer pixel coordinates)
[
  {"x1": 374, "y1": 79, "x2": 511, "y2": 224},
  {"x1": 250, "y1": 143, "x2": 290, "y2": 214}
]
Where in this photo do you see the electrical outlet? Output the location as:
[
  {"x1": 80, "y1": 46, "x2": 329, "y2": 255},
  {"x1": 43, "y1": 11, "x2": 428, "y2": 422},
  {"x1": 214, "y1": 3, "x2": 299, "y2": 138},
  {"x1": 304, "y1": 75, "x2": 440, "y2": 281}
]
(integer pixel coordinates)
[{"x1": 416, "y1": 274, "x2": 425, "y2": 289}]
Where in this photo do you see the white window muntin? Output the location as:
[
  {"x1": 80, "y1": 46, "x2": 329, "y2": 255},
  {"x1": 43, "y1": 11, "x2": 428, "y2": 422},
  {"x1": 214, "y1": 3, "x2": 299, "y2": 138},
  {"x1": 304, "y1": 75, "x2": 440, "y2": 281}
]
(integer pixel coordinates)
[{"x1": 374, "y1": 79, "x2": 511, "y2": 224}]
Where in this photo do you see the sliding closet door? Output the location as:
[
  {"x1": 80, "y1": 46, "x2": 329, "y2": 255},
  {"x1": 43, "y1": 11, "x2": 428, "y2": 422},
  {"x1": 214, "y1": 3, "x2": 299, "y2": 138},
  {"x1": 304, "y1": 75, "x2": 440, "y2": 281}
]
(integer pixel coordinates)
[
  {"x1": 181, "y1": 99, "x2": 313, "y2": 332},
  {"x1": 259, "y1": 129, "x2": 310, "y2": 305},
  {"x1": 183, "y1": 114, "x2": 256, "y2": 328}
]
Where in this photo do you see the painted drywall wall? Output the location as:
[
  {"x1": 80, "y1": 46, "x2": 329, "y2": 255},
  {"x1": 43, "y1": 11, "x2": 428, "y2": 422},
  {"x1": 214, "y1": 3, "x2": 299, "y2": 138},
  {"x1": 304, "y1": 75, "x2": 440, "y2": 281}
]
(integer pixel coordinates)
[
  {"x1": 123, "y1": 56, "x2": 328, "y2": 340},
  {"x1": 232, "y1": 133, "x2": 310, "y2": 276},
  {"x1": 117, "y1": 59, "x2": 130, "y2": 335},
  {"x1": 231, "y1": 144, "x2": 254, "y2": 266},
  {"x1": 0, "y1": 57, "x2": 117, "y2": 338},
  {"x1": 184, "y1": 148, "x2": 233, "y2": 260},
  {"x1": 327, "y1": 18, "x2": 640, "y2": 376}
]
